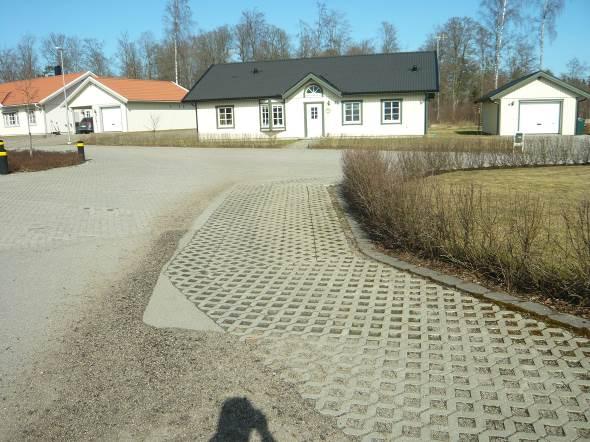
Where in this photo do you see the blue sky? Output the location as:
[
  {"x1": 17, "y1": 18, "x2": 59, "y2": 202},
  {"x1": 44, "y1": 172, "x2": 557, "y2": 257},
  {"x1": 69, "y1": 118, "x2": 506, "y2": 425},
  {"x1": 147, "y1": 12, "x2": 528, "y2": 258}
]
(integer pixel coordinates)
[{"x1": 3, "y1": 0, "x2": 588, "y2": 74}]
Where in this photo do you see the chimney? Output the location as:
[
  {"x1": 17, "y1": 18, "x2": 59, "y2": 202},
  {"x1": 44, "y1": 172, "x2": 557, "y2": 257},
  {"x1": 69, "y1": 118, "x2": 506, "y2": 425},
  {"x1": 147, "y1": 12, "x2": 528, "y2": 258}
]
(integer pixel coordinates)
[{"x1": 54, "y1": 65, "x2": 62, "y2": 76}]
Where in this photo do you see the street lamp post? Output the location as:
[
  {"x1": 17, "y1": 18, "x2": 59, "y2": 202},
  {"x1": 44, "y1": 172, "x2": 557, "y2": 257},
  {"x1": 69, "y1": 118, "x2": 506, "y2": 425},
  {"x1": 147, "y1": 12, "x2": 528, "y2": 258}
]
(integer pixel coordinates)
[{"x1": 56, "y1": 47, "x2": 72, "y2": 144}]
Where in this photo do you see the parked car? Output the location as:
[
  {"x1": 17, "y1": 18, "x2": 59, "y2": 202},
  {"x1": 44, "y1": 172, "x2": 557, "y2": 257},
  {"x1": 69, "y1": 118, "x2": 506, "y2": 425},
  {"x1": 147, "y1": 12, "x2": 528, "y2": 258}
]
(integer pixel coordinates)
[{"x1": 77, "y1": 117, "x2": 94, "y2": 134}]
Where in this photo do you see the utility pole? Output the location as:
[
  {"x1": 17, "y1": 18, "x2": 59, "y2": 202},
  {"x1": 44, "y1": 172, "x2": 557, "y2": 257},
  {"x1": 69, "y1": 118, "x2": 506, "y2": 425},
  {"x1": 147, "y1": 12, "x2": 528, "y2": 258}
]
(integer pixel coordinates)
[
  {"x1": 435, "y1": 33, "x2": 447, "y2": 123},
  {"x1": 56, "y1": 47, "x2": 72, "y2": 144}
]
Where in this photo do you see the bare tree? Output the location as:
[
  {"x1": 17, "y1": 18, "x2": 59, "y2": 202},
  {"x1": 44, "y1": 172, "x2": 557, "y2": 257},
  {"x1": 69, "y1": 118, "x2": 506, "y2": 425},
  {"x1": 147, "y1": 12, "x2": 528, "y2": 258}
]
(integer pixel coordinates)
[
  {"x1": 535, "y1": 0, "x2": 564, "y2": 69},
  {"x1": 117, "y1": 33, "x2": 142, "y2": 79},
  {"x1": 83, "y1": 39, "x2": 111, "y2": 75},
  {"x1": 297, "y1": 21, "x2": 319, "y2": 58},
  {"x1": 346, "y1": 40, "x2": 375, "y2": 55},
  {"x1": 235, "y1": 9, "x2": 267, "y2": 61},
  {"x1": 17, "y1": 79, "x2": 38, "y2": 156},
  {"x1": 164, "y1": 0, "x2": 193, "y2": 84},
  {"x1": 193, "y1": 26, "x2": 233, "y2": 73},
  {"x1": 42, "y1": 34, "x2": 85, "y2": 73},
  {"x1": 480, "y1": 0, "x2": 521, "y2": 88},
  {"x1": 297, "y1": 2, "x2": 350, "y2": 57},
  {"x1": 507, "y1": 37, "x2": 536, "y2": 79},
  {"x1": 16, "y1": 35, "x2": 39, "y2": 79},
  {"x1": 379, "y1": 22, "x2": 400, "y2": 53},
  {"x1": 146, "y1": 113, "x2": 161, "y2": 133},
  {"x1": 0, "y1": 48, "x2": 19, "y2": 82},
  {"x1": 138, "y1": 32, "x2": 160, "y2": 79},
  {"x1": 474, "y1": 24, "x2": 493, "y2": 95},
  {"x1": 260, "y1": 26, "x2": 290, "y2": 60}
]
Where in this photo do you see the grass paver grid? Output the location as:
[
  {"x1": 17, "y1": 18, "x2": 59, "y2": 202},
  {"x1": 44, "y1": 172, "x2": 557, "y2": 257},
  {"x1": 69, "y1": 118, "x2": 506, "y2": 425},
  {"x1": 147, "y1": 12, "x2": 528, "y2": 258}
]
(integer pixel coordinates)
[{"x1": 166, "y1": 181, "x2": 590, "y2": 441}]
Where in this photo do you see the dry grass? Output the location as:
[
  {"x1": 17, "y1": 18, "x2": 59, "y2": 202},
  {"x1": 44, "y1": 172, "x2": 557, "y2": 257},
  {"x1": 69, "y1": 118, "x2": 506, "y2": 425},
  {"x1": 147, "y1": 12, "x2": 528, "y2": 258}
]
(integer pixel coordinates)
[
  {"x1": 6, "y1": 150, "x2": 82, "y2": 173},
  {"x1": 342, "y1": 149, "x2": 590, "y2": 306},
  {"x1": 82, "y1": 129, "x2": 290, "y2": 148}
]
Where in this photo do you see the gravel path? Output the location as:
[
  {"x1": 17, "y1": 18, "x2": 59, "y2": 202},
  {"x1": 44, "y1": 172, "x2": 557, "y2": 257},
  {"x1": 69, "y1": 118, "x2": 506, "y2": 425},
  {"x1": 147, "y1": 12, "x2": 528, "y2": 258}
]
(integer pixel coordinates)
[{"x1": 1, "y1": 145, "x2": 347, "y2": 440}]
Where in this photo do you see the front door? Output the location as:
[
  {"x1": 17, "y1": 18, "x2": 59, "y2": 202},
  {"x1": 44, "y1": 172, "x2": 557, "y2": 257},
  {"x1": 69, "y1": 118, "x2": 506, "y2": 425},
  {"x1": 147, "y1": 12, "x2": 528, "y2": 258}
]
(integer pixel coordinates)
[{"x1": 305, "y1": 103, "x2": 323, "y2": 138}]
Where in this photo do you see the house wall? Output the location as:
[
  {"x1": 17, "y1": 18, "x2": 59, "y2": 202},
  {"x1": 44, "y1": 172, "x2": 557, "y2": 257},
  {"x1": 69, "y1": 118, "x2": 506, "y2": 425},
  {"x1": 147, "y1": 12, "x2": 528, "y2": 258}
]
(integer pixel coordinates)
[
  {"x1": 498, "y1": 78, "x2": 578, "y2": 136},
  {"x1": 196, "y1": 82, "x2": 428, "y2": 138},
  {"x1": 126, "y1": 102, "x2": 195, "y2": 132},
  {"x1": 68, "y1": 83, "x2": 127, "y2": 133},
  {"x1": 0, "y1": 106, "x2": 46, "y2": 137},
  {"x1": 481, "y1": 102, "x2": 499, "y2": 135}
]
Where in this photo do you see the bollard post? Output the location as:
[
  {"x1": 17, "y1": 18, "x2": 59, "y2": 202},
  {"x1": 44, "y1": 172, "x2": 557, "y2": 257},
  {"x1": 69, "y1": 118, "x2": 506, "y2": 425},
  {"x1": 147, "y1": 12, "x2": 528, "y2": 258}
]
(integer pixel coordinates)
[
  {"x1": 76, "y1": 140, "x2": 85, "y2": 162},
  {"x1": 0, "y1": 140, "x2": 8, "y2": 175}
]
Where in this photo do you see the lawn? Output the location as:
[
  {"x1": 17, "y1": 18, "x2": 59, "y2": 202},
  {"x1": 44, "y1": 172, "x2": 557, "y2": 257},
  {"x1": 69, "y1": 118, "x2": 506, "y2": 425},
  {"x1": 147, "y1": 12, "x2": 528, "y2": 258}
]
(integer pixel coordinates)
[
  {"x1": 82, "y1": 129, "x2": 291, "y2": 148},
  {"x1": 434, "y1": 165, "x2": 590, "y2": 206}
]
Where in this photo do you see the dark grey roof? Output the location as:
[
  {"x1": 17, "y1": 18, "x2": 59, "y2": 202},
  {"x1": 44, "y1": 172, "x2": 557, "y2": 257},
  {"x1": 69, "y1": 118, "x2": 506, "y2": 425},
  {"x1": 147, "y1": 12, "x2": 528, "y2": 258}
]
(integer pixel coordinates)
[
  {"x1": 183, "y1": 51, "x2": 439, "y2": 102},
  {"x1": 476, "y1": 70, "x2": 590, "y2": 102}
]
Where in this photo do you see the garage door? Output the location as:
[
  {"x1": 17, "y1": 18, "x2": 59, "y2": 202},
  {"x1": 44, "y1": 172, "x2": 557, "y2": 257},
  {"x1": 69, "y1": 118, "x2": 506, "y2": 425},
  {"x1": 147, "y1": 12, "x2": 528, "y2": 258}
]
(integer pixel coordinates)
[
  {"x1": 101, "y1": 106, "x2": 122, "y2": 132},
  {"x1": 518, "y1": 101, "x2": 560, "y2": 134}
]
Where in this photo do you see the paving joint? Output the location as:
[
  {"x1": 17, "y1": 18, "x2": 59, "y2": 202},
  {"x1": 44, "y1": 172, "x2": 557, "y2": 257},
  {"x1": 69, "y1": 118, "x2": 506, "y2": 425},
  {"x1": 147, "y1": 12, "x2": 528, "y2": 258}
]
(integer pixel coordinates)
[{"x1": 333, "y1": 186, "x2": 590, "y2": 338}]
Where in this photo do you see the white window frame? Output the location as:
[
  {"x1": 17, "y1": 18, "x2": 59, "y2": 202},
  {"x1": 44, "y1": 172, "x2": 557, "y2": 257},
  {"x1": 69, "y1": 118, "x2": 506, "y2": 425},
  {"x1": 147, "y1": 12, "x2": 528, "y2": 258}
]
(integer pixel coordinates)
[
  {"x1": 260, "y1": 104, "x2": 270, "y2": 129},
  {"x1": 28, "y1": 110, "x2": 36, "y2": 125},
  {"x1": 304, "y1": 84, "x2": 323, "y2": 97},
  {"x1": 342, "y1": 101, "x2": 362, "y2": 125},
  {"x1": 382, "y1": 99, "x2": 402, "y2": 124},
  {"x1": 3, "y1": 112, "x2": 19, "y2": 127},
  {"x1": 272, "y1": 103, "x2": 284, "y2": 128},
  {"x1": 216, "y1": 105, "x2": 234, "y2": 129}
]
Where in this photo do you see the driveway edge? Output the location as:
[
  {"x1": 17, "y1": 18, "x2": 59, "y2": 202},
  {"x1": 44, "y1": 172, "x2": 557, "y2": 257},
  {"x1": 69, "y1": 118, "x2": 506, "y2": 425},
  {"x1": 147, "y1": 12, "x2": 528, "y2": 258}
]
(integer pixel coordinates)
[{"x1": 333, "y1": 188, "x2": 590, "y2": 337}]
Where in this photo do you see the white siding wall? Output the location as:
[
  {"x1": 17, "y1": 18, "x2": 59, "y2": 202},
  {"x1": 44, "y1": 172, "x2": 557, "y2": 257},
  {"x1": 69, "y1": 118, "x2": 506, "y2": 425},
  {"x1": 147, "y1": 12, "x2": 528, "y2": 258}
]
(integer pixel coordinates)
[
  {"x1": 481, "y1": 102, "x2": 499, "y2": 135},
  {"x1": 68, "y1": 83, "x2": 126, "y2": 133},
  {"x1": 0, "y1": 106, "x2": 46, "y2": 136},
  {"x1": 126, "y1": 102, "x2": 195, "y2": 132},
  {"x1": 498, "y1": 78, "x2": 577, "y2": 136},
  {"x1": 196, "y1": 83, "x2": 427, "y2": 138}
]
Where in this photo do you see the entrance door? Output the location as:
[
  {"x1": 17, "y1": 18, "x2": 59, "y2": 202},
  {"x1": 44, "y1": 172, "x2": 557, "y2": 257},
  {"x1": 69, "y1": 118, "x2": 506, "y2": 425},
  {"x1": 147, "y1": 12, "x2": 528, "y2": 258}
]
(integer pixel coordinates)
[
  {"x1": 305, "y1": 103, "x2": 323, "y2": 138},
  {"x1": 101, "y1": 106, "x2": 123, "y2": 132},
  {"x1": 518, "y1": 101, "x2": 560, "y2": 134}
]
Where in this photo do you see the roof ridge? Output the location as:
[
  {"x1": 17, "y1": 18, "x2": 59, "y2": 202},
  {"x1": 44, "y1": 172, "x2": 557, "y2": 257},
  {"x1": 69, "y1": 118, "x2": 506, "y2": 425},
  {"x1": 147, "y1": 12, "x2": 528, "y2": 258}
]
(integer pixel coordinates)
[{"x1": 210, "y1": 50, "x2": 436, "y2": 68}]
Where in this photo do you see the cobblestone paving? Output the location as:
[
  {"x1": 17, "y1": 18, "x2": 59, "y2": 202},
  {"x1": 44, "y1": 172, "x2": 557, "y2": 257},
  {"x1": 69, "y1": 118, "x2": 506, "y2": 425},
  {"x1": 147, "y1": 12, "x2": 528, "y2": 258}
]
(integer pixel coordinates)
[{"x1": 167, "y1": 181, "x2": 590, "y2": 441}]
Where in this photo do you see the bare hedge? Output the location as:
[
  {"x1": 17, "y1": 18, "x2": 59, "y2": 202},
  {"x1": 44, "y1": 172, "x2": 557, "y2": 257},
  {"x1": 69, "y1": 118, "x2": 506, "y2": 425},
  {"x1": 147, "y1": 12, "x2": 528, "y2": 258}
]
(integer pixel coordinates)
[{"x1": 342, "y1": 138, "x2": 590, "y2": 305}]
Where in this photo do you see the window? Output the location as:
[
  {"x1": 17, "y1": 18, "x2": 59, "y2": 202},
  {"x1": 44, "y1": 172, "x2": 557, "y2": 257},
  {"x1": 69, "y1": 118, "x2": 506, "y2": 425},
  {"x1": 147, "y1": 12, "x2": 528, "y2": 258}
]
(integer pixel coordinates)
[
  {"x1": 3, "y1": 112, "x2": 19, "y2": 127},
  {"x1": 216, "y1": 106, "x2": 234, "y2": 128},
  {"x1": 342, "y1": 101, "x2": 362, "y2": 125},
  {"x1": 28, "y1": 111, "x2": 36, "y2": 125},
  {"x1": 311, "y1": 107, "x2": 318, "y2": 120},
  {"x1": 305, "y1": 84, "x2": 322, "y2": 97},
  {"x1": 382, "y1": 100, "x2": 401, "y2": 124},
  {"x1": 260, "y1": 104, "x2": 270, "y2": 128},
  {"x1": 272, "y1": 104, "x2": 284, "y2": 127},
  {"x1": 260, "y1": 101, "x2": 285, "y2": 130}
]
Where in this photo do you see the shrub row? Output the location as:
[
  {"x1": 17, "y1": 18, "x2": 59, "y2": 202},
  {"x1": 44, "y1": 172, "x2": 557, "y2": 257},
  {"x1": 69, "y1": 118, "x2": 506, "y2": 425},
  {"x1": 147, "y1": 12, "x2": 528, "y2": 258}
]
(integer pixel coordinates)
[{"x1": 342, "y1": 144, "x2": 590, "y2": 305}]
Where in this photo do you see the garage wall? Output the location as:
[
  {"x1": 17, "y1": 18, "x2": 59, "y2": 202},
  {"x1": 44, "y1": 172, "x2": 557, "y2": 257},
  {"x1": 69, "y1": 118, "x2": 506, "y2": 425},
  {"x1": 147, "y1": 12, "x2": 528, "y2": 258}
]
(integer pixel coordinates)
[
  {"x1": 498, "y1": 78, "x2": 578, "y2": 136},
  {"x1": 481, "y1": 102, "x2": 499, "y2": 135},
  {"x1": 126, "y1": 102, "x2": 195, "y2": 132}
]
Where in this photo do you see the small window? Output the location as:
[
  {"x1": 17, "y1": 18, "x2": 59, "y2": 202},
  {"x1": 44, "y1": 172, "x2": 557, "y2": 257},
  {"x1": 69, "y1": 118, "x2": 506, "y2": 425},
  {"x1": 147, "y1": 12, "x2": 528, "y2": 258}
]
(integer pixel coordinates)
[
  {"x1": 382, "y1": 100, "x2": 401, "y2": 124},
  {"x1": 28, "y1": 111, "x2": 36, "y2": 125},
  {"x1": 217, "y1": 106, "x2": 234, "y2": 128},
  {"x1": 311, "y1": 107, "x2": 318, "y2": 120},
  {"x1": 260, "y1": 104, "x2": 270, "y2": 128},
  {"x1": 343, "y1": 101, "x2": 361, "y2": 125},
  {"x1": 305, "y1": 84, "x2": 322, "y2": 97},
  {"x1": 3, "y1": 112, "x2": 19, "y2": 127},
  {"x1": 272, "y1": 104, "x2": 284, "y2": 127}
]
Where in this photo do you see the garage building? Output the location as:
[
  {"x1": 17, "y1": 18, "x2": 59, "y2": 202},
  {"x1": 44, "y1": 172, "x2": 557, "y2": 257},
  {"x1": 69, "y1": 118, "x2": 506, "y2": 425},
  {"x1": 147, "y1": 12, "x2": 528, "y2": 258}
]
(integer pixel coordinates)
[{"x1": 477, "y1": 71, "x2": 590, "y2": 136}]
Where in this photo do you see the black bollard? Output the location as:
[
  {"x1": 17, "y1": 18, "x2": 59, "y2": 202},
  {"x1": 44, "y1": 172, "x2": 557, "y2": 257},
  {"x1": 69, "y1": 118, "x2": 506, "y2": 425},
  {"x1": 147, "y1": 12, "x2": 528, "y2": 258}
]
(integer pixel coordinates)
[
  {"x1": 0, "y1": 140, "x2": 8, "y2": 175},
  {"x1": 76, "y1": 140, "x2": 85, "y2": 162}
]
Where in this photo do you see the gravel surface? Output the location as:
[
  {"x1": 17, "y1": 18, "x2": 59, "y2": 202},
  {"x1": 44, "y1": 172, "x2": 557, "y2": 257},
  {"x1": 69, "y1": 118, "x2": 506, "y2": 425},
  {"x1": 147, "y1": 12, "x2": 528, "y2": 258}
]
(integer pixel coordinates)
[{"x1": 2, "y1": 226, "x2": 346, "y2": 442}]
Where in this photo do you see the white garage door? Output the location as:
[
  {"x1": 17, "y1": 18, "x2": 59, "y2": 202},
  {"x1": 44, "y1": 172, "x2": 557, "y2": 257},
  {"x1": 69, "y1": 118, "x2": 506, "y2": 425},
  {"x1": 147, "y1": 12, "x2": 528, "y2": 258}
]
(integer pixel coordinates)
[
  {"x1": 518, "y1": 101, "x2": 560, "y2": 134},
  {"x1": 101, "y1": 106, "x2": 123, "y2": 132}
]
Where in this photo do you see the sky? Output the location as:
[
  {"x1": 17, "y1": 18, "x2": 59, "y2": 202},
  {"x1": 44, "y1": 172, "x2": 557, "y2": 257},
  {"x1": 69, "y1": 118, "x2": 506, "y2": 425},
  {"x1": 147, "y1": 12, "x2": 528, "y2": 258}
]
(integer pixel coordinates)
[{"x1": 3, "y1": 0, "x2": 588, "y2": 75}]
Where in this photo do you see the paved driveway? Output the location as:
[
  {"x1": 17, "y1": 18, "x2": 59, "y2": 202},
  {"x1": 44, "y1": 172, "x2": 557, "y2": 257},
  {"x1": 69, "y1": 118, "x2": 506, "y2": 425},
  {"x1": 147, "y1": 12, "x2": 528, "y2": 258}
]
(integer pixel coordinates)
[
  {"x1": 157, "y1": 180, "x2": 590, "y2": 441},
  {"x1": 0, "y1": 145, "x2": 341, "y2": 424}
]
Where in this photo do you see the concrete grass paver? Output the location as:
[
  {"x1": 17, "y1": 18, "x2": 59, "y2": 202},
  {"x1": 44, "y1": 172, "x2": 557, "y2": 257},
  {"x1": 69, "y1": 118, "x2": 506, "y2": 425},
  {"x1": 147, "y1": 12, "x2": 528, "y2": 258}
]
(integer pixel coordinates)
[{"x1": 163, "y1": 180, "x2": 590, "y2": 441}]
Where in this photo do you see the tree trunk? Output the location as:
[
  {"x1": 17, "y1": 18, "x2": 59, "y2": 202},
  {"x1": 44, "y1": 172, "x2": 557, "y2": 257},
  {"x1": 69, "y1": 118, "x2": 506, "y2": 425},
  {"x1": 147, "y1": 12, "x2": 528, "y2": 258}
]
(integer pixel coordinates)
[
  {"x1": 539, "y1": 2, "x2": 546, "y2": 69},
  {"x1": 494, "y1": 0, "x2": 508, "y2": 88},
  {"x1": 174, "y1": 37, "x2": 179, "y2": 84}
]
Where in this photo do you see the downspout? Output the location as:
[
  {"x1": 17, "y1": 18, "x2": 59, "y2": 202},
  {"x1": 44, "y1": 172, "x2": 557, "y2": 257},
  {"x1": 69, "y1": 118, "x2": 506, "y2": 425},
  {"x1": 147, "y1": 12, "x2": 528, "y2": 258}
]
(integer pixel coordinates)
[{"x1": 193, "y1": 102, "x2": 199, "y2": 137}]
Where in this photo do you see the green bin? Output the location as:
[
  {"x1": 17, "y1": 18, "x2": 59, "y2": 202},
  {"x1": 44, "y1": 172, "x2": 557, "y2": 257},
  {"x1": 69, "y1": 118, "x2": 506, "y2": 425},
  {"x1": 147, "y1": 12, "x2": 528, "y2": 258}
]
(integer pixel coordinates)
[{"x1": 576, "y1": 117, "x2": 586, "y2": 135}]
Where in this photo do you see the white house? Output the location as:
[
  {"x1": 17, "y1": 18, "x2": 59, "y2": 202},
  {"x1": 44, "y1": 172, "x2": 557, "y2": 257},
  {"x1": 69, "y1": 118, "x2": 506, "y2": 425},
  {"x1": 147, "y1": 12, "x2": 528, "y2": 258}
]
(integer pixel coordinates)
[
  {"x1": 477, "y1": 71, "x2": 590, "y2": 136},
  {"x1": 0, "y1": 72, "x2": 92, "y2": 136},
  {"x1": 0, "y1": 72, "x2": 194, "y2": 137},
  {"x1": 182, "y1": 52, "x2": 439, "y2": 138},
  {"x1": 66, "y1": 76, "x2": 194, "y2": 133}
]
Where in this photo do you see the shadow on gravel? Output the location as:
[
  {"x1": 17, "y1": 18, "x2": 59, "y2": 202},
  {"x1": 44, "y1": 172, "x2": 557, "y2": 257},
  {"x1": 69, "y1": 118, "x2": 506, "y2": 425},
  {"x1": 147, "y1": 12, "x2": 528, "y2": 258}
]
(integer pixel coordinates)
[{"x1": 210, "y1": 397, "x2": 276, "y2": 442}]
